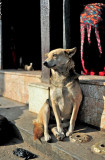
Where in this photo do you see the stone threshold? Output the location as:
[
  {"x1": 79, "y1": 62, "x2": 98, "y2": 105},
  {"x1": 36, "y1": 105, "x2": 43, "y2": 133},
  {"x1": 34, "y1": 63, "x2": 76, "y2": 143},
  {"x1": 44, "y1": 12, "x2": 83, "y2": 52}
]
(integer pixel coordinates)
[
  {"x1": 0, "y1": 70, "x2": 105, "y2": 85},
  {"x1": 0, "y1": 69, "x2": 41, "y2": 78}
]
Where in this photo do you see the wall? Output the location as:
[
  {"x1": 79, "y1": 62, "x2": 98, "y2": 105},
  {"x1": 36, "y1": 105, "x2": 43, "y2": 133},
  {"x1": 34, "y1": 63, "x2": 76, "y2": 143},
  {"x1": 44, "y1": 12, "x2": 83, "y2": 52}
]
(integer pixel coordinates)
[
  {"x1": 79, "y1": 76, "x2": 105, "y2": 130},
  {"x1": 0, "y1": 70, "x2": 41, "y2": 104}
]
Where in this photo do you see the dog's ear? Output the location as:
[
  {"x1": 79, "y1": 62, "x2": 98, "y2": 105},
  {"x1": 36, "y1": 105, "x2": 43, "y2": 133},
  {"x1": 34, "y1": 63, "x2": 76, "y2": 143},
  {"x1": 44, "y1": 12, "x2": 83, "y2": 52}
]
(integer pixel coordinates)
[
  {"x1": 45, "y1": 52, "x2": 49, "y2": 57},
  {"x1": 64, "y1": 47, "x2": 77, "y2": 58}
]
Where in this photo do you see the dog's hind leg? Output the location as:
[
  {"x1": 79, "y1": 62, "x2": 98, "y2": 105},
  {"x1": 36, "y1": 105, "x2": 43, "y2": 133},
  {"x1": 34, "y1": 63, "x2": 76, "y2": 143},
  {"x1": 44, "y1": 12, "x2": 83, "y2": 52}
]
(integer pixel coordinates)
[
  {"x1": 33, "y1": 100, "x2": 51, "y2": 141},
  {"x1": 43, "y1": 101, "x2": 51, "y2": 142}
]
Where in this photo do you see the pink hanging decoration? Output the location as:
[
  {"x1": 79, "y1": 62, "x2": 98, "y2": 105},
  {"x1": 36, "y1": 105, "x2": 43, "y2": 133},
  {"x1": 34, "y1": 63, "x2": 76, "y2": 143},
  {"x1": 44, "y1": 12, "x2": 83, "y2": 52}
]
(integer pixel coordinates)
[
  {"x1": 80, "y1": 3, "x2": 105, "y2": 75},
  {"x1": 95, "y1": 27, "x2": 102, "y2": 54},
  {"x1": 87, "y1": 25, "x2": 91, "y2": 44},
  {"x1": 80, "y1": 24, "x2": 85, "y2": 60},
  {"x1": 80, "y1": 24, "x2": 88, "y2": 74}
]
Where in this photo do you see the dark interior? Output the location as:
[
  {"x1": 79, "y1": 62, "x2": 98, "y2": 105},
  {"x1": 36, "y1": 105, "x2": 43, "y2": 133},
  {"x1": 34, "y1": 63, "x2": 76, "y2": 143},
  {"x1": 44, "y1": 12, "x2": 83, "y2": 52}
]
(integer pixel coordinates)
[
  {"x1": 2, "y1": 0, "x2": 41, "y2": 70},
  {"x1": 50, "y1": 0, "x2": 63, "y2": 50},
  {"x1": 2, "y1": 0, "x2": 105, "y2": 73}
]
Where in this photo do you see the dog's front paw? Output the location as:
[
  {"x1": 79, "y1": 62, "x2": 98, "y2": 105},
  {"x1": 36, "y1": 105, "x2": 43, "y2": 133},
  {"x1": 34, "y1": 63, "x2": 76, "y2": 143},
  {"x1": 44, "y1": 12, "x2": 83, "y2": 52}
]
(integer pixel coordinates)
[
  {"x1": 66, "y1": 131, "x2": 73, "y2": 137},
  {"x1": 51, "y1": 127, "x2": 65, "y2": 141},
  {"x1": 44, "y1": 133, "x2": 51, "y2": 142},
  {"x1": 57, "y1": 126, "x2": 64, "y2": 134},
  {"x1": 56, "y1": 132, "x2": 65, "y2": 141}
]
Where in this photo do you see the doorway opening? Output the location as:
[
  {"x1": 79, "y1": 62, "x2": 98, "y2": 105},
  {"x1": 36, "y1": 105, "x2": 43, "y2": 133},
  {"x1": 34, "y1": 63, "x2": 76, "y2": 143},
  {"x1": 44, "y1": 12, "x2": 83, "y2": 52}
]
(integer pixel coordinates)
[
  {"x1": 50, "y1": 0, "x2": 63, "y2": 50},
  {"x1": 2, "y1": 0, "x2": 41, "y2": 70}
]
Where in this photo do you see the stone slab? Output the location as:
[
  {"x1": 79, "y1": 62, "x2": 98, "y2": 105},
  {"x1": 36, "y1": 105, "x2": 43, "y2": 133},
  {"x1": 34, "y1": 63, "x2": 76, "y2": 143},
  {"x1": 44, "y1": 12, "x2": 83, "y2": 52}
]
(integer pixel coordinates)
[{"x1": 28, "y1": 82, "x2": 50, "y2": 113}]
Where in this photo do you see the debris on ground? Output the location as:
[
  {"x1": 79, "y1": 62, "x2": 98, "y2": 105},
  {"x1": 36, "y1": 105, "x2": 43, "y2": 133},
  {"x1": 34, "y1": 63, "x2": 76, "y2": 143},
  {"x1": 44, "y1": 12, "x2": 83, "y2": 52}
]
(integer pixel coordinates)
[{"x1": 13, "y1": 148, "x2": 38, "y2": 160}]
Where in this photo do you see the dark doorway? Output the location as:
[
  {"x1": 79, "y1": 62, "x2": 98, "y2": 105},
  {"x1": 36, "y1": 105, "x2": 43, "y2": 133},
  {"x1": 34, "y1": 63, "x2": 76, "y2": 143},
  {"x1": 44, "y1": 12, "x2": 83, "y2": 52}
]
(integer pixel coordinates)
[
  {"x1": 68, "y1": 1, "x2": 81, "y2": 73},
  {"x1": 50, "y1": 0, "x2": 63, "y2": 50},
  {"x1": 2, "y1": 0, "x2": 41, "y2": 70}
]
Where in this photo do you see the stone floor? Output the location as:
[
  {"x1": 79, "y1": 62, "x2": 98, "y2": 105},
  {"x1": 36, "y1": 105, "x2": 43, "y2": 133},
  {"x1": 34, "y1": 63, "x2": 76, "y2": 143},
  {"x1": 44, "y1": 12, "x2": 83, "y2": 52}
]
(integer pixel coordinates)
[
  {"x1": 0, "y1": 138, "x2": 53, "y2": 160},
  {"x1": 0, "y1": 96, "x2": 105, "y2": 160}
]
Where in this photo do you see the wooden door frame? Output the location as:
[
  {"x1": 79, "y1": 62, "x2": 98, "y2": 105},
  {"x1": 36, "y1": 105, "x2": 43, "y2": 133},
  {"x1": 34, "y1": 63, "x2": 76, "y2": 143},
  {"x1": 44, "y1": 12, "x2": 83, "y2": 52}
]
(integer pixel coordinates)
[{"x1": 40, "y1": 0, "x2": 70, "y2": 83}]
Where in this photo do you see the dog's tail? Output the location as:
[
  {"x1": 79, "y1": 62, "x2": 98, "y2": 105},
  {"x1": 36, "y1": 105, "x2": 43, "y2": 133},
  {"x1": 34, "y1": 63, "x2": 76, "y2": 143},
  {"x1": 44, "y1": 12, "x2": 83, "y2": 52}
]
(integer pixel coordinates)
[{"x1": 33, "y1": 121, "x2": 44, "y2": 141}]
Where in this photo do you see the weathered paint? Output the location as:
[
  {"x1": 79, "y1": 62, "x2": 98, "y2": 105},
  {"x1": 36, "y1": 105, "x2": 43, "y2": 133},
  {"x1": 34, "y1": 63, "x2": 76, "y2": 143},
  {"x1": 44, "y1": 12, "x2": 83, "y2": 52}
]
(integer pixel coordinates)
[
  {"x1": 0, "y1": 20, "x2": 2, "y2": 69},
  {"x1": 63, "y1": 0, "x2": 70, "y2": 49},
  {"x1": 40, "y1": 0, "x2": 50, "y2": 83}
]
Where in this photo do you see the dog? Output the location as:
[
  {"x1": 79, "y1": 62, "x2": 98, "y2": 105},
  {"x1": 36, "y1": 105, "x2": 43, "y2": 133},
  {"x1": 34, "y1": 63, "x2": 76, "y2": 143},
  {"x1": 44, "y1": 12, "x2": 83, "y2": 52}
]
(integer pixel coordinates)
[{"x1": 33, "y1": 47, "x2": 82, "y2": 142}]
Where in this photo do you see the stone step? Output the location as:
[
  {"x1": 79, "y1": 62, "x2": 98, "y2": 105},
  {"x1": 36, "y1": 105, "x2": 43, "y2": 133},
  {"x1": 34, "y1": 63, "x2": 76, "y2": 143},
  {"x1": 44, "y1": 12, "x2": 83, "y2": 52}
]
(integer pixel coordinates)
[
  {"x1": 1, "y1": 71, "x2": 105, "y2": 130},
  {"x1": 28, "y1": 76, "x2": 105, "y2": 131},
  {"x1": 0, "y1": 97, "x2": 105, "y2": 160}
]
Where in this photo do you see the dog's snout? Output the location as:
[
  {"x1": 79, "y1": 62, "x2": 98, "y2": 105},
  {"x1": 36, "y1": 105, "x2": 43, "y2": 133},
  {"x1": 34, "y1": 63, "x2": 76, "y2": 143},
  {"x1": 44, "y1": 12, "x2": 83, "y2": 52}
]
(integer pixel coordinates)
[{"x1": 43, "y1": 61, "x2": 48, "y2": 67}]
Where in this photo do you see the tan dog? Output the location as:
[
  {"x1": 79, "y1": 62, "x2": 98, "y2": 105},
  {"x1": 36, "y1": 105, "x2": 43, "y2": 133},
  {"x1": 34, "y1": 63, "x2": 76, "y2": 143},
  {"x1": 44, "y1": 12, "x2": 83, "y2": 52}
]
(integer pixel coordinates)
[{"x1": 33, "y1": 47, "x2": 82, "y2": 142}]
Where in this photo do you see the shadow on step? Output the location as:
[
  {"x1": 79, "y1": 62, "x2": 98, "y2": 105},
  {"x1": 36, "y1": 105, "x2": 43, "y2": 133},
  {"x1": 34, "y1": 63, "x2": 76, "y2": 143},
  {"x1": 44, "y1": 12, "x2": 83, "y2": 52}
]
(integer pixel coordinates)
[{"x1": 0, "y1": 115, "x2": 23, "y2": 146}]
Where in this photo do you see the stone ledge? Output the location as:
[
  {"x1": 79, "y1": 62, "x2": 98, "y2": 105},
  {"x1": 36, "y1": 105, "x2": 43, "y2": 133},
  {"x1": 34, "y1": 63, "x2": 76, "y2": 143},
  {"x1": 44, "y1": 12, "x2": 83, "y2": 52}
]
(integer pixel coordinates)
[
  {"x1": 79, "y1": 75, "x2": 105, "y2": 86},
  {"x1": 28, "y1": 82, "x2": 50, "y2": 90},
  {"x1": 0, "y1": 70, "x2": 41, "y2": 78}
]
